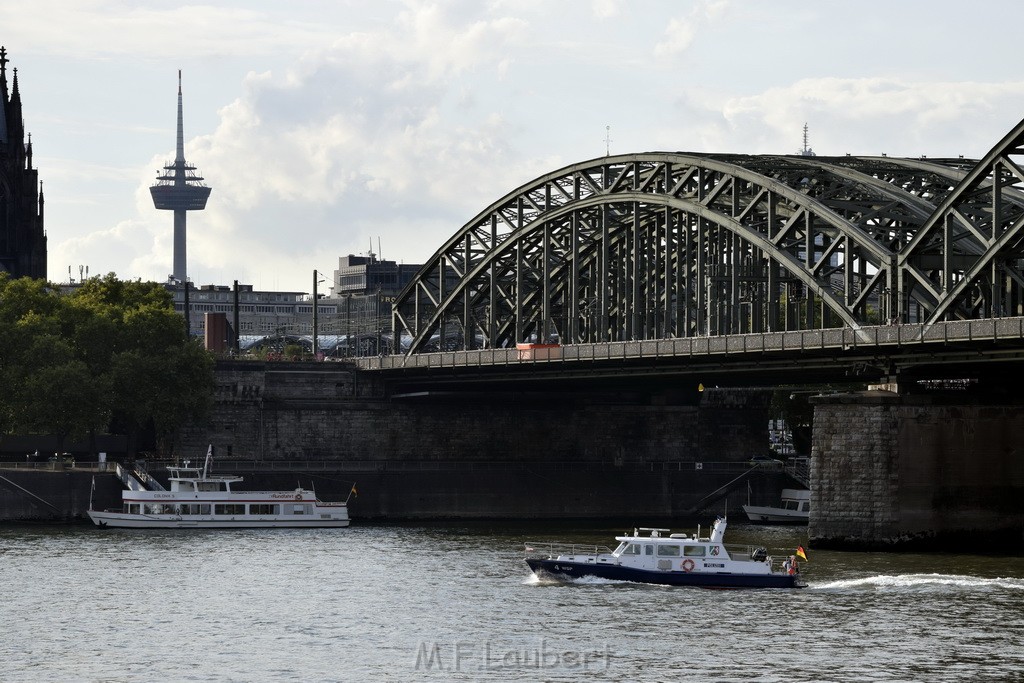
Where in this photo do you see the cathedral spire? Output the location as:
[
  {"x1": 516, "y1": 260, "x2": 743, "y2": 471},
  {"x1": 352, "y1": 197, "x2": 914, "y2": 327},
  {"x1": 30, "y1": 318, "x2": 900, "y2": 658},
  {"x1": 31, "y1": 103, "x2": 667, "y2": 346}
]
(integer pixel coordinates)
[
  {"x1": 0, "y1": 46, "x2": 8, "y2": 144},
  {"x1": 0, "y1": 46, "x2": 47, "y2": 280},
  {"x1": 8, "y1": 66, "x2": 22, "y2": 143}
]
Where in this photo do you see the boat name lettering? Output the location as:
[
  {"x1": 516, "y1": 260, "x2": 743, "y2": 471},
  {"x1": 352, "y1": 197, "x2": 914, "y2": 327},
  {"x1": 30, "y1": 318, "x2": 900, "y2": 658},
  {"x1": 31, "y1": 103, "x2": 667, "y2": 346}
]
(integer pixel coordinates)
[{"x1": 704, "y1": 563, "x2": 725, "y2": 568}]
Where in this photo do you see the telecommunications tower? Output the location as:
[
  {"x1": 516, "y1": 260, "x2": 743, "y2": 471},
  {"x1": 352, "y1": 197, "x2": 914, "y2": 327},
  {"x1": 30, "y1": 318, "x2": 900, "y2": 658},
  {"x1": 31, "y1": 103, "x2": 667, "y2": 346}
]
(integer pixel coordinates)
[{"x1": 150, "y1": 71, "x2": 211, "y2": 283}]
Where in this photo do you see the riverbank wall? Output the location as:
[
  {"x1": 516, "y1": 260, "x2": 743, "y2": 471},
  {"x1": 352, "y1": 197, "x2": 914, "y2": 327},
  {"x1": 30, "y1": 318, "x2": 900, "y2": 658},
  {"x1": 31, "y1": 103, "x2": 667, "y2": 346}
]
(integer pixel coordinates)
[
  {"x1": 1, "y1": 361, "x2": 783, "y2": 522},
  {"x1": 168, "y1": 362, "x2": 774, "y2": 518}
]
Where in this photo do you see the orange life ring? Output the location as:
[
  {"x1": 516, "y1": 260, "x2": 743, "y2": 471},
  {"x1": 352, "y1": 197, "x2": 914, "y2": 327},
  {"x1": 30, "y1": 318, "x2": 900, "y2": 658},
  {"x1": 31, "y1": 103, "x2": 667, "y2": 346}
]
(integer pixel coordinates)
[
  {"x1": 681, "y1": 559, "x2": 695, "y2": 572},
  {"x1": 294, "y1": 493, "x2": 302, "y2": 501}
]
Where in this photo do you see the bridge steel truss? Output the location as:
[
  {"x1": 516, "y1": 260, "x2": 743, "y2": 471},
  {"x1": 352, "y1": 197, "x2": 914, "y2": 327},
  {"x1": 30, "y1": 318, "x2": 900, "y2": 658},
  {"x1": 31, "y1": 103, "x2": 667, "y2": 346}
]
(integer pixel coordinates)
[{"x1": 393, "y1": 118, "x2": 1024, "y2": 355}]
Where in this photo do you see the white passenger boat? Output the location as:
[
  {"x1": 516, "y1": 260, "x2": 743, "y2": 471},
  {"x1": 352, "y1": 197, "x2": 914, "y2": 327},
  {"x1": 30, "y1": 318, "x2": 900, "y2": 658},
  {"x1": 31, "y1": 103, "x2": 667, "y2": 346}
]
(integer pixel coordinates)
[
  {"x1": 525, "y1": 517, "x2": 805, "y2": 588},
  {"x1": 87, "y1": 448, "x2": 352, "y2": 529},
  {"x1": 742, "y1": 488, "x2": 810, "y2": 524}
]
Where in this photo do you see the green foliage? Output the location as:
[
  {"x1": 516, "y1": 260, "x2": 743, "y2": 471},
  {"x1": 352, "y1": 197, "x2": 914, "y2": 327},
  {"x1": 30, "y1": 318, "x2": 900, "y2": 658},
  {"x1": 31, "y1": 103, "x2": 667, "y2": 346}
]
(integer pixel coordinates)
[
  {"x1": 283, "y1": 343, "x2": 307, "y2": 361},
  {"x1": 0, "y1": 273, "x2": 214, "y2": 453}
]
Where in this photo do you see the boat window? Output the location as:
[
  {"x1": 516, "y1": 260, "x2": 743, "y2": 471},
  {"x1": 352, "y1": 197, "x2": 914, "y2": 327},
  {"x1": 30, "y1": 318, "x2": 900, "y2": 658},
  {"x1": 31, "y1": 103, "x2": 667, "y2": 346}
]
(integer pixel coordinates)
[
  {"x1": 291, "y1": 504, "x2": 310, "y2": 514},
  {"x1": 144, "y1": 504, "x2": 167, "y2": 515},
  {"x1": 621, "y1": 544, "x2": 641, "y2": 556},
  {"x1": 683, "y1": 546, "x2": 706, "y2": 557},
  {"x1": 612, "y1": 542, "x2": 627, "y2": 556},
  {"x1": 644, "y1": 545, "x2": 654, "y2": 555},
  {"x1": 215, "y1": 504, "x2": 245, "y2": 515},
  {"x1": 249, "y1": 504, "x2": 278, "y2": 515},
  {"x1": 785, "y1": 500, "x2": 798, "y2": 510},
  {"x1": 803, "y1": 502, "x2": 810, "y2": 512},
  {"x1": 656, "y1": 545, "x2": 680, "y2": 557}
]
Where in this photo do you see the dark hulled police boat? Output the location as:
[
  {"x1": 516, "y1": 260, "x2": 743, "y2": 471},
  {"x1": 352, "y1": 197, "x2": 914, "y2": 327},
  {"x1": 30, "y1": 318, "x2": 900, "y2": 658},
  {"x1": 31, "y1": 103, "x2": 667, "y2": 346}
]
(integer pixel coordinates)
[{"x1": 525, "y1": 517, "x2": 805, "y2": 589}]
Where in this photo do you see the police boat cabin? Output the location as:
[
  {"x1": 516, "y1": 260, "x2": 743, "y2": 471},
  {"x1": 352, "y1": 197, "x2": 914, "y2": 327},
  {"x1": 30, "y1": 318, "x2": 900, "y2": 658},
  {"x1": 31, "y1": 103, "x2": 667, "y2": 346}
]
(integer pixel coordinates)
[
  {"x1": 525, "y1": 517, "x2": 804, "y2": 588},
  {"x1": 87, "y1": 451, "x2": 352, "y2": 529}
]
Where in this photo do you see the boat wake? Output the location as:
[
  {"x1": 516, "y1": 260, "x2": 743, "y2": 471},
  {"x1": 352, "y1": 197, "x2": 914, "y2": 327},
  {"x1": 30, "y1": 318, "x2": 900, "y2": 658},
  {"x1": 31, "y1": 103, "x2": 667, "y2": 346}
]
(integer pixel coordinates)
[
  {"x1": 812, "y1": 573, "x2": 1024, "y2": 592},
  {"x1": 522, "y1": 572, "x2": 636, "y2": 587}
]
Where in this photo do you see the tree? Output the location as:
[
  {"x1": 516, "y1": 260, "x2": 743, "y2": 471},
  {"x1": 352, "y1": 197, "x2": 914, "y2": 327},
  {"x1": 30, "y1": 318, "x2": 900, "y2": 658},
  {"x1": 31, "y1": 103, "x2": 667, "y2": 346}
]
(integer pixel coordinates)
[{"x1": 0, "y1": 273, "x2": 214, "y2": 456}]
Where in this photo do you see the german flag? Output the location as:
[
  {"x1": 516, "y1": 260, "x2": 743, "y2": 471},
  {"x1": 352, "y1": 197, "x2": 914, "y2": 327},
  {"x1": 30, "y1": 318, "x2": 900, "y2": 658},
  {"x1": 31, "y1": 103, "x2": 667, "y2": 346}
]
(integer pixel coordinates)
[{"x1": 796, "y1": 546, "x2": 808, "y2": 561}]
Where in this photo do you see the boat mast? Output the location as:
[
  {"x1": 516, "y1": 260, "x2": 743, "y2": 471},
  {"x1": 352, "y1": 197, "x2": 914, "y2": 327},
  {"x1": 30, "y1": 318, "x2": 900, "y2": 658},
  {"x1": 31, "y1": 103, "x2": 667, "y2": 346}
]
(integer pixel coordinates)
[{"x1": 203, "y1": 444, "x2": 212, "y2": 478}]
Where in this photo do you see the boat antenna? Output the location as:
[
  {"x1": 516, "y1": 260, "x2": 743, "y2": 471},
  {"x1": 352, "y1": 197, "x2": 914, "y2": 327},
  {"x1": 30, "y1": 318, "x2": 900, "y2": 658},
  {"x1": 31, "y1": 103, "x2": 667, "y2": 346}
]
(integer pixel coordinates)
[{"x1": 203, "y1": 445, "x2": 212, "y2": 479}]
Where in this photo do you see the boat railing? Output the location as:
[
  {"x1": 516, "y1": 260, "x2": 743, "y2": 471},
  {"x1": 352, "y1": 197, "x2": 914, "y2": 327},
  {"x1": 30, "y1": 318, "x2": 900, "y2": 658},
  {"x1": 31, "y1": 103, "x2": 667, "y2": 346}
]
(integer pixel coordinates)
[{"x1": 524, "y1": 541, "x2": 615, "y2": 559}]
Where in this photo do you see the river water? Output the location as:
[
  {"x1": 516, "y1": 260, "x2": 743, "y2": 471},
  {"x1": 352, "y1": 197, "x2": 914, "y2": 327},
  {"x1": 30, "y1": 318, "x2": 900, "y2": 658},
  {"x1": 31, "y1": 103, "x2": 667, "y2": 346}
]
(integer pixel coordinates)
[{"x1": 1, "y1": 522, "x2": 1021, "y2": 682}]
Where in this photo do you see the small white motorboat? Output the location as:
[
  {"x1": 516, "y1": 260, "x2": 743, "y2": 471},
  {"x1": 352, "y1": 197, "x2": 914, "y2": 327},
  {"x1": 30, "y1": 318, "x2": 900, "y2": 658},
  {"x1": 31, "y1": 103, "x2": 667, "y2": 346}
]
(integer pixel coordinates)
[{"x1": 743, "y1": 488, "x2": 810, "y2": 524}]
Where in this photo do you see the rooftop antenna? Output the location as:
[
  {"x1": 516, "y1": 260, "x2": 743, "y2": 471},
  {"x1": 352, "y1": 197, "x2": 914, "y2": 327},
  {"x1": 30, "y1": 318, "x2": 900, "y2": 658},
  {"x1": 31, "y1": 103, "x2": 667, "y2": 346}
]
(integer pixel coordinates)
[
  {"x1": 605, "y1": 125, "x2": 612, "y2": 156},
  {"x1": 798, "y1": 123, "x2": 816, "y2": 157}
]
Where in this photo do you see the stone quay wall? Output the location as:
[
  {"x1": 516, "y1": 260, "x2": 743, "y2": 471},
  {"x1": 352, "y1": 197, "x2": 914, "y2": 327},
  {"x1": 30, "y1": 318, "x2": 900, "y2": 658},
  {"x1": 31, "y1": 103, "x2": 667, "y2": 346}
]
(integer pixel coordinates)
[
  {"x1": 168, "y1": 361, "x2": 772, "y2": 519},
  {"x1": 810, "y1": 391, "x2": 1024, "y2": 552}
]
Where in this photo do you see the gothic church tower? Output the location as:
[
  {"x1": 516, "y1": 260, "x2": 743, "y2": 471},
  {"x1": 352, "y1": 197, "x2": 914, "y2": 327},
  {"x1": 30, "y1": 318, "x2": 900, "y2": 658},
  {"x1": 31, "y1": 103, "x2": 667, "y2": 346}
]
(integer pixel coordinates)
[{"x1": 0, "y1": 46, "x2": 46, "y2": 279}]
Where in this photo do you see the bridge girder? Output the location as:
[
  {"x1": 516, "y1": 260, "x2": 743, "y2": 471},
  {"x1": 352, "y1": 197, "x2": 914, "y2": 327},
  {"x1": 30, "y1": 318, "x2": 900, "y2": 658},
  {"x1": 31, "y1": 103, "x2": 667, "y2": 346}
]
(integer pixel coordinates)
[{"x1": 394, "y1": 119, "x2": 1024, "y2": 354}]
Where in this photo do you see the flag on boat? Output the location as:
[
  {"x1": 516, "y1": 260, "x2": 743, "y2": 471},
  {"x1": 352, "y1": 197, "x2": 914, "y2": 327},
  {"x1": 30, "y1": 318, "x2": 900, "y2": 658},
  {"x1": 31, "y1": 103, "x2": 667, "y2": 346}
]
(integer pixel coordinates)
[
  {"x1": 796, "y1": 546, "x2": 808, "y2": 561},
  {"x1": 350, "y1": 484, "x2": 358, "y2": 498}
]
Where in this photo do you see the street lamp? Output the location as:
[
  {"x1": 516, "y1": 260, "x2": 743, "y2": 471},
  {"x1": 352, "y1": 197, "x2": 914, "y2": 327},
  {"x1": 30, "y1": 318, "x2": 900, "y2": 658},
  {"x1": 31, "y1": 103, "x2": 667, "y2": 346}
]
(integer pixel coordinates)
[{"x1": 313, "y1": 269, "x2": 326, "y2": 359}]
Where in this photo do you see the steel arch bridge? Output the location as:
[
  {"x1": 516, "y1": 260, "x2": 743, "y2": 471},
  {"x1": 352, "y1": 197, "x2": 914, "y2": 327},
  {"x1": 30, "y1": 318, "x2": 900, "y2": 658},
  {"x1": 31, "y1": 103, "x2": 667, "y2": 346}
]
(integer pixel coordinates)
[{"x1": 393, "y1": 117, "x2": 1024, "y2": 355}]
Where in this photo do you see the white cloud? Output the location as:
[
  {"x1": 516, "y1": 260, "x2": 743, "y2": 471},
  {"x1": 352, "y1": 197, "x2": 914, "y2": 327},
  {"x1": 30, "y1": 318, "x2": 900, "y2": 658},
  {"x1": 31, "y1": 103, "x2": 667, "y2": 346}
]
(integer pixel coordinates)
[
  {"x1": 654, "y1": 0, "x2": 730, "y2": 57},
  {"x1": 713, "y1": 78, "x2": 1024, "y2": 157},
  {"x1": 129, "y1": 3, "x2": 546, "y2": 289},
  {"x1": 0, "y1": 0, "x2": 337, "y2": 59}
]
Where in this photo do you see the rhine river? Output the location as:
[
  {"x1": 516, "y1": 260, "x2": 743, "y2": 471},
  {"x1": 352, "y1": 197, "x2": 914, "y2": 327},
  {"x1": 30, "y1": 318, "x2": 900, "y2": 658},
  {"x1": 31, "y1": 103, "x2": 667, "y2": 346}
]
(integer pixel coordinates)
[{"x1": 1, "y1": 522, "x2": 1021, "y2": 682}]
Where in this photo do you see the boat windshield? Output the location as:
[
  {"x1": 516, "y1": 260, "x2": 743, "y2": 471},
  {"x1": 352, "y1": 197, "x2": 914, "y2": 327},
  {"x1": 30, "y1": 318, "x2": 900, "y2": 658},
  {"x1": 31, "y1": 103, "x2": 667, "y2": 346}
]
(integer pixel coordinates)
[{"x1": 612, "y1": 542, "x2": 642, "y2": 557}]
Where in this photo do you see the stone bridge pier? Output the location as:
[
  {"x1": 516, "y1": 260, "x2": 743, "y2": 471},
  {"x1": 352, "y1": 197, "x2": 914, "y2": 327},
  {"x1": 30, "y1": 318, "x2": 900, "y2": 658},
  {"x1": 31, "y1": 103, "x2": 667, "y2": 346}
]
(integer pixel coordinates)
[{"x1": 810, "y1": 390, "x2": 1024, "y2": 552}]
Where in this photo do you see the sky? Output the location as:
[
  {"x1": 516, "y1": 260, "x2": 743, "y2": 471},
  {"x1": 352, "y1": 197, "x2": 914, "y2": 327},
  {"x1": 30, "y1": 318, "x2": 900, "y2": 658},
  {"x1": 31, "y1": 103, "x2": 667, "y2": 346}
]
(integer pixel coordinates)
[{"x1": 5, "y1": 0, "x2": 1024, "y2": 295}]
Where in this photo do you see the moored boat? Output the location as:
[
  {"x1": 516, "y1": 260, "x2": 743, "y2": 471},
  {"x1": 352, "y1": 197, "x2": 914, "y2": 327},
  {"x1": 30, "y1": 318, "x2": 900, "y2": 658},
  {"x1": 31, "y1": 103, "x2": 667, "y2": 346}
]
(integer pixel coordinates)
[
  {"x1": 525, "y1": 517, "x2": 805, "y2": 588},
  {"x1": 87, "y1": 447, "x2": 353, "y2": 529},
  {"x1": 743, "y1": 488, "x2": 810, "y2": 524}
]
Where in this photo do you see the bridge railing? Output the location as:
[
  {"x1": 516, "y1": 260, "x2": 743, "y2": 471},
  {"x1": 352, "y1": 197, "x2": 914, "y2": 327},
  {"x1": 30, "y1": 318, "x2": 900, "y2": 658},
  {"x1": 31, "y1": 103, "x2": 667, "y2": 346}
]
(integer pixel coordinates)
[
  {"x1": 360, "y1": 317, "x2": 1024, "y2": 371},
  {"x1": 137, "y1": 459, "x2": 766, "y2": 474}
]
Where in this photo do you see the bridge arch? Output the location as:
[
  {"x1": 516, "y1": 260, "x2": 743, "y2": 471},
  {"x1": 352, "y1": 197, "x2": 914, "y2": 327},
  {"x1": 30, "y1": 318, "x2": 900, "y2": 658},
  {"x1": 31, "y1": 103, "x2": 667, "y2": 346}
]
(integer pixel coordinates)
[{"x1": 394, "y1": 120, "x2": 1024, "y2": 354}]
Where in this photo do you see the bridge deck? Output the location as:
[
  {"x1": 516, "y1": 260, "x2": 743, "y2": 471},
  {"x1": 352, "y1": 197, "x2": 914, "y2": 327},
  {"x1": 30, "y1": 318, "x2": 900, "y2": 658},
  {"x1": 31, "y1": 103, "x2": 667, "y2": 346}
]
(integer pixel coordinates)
[{"x1": 359, "y1": 317, "x2": 1024, "y2": 378}]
